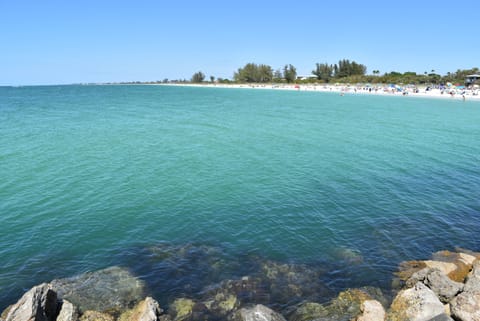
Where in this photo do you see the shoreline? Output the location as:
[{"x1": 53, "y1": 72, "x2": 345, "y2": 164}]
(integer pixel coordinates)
[
  {"x1": 157, "y1": 83, "x2": 480, "y2": 101},
  {"x1": 2, "y1": 247, "x2": 479, "y2": 321}
]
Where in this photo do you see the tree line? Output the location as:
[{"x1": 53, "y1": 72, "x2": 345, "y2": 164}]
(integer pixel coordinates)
[{"x1": 186, "y1": 61, "x2": 478, "y2": 86}]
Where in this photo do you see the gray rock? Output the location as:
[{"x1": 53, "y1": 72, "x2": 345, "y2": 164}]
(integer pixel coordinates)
[
  {"x1": 137, "y1": 297, "x2": 163, "y2": 321},
  {"x1": 231, "y1": 304, "x2": 286, "y2": 321},
  {"x1": 463, "y1": 260, "x2": 480, "y2": 292},
  {"x1": 50, "y1": 266, "x2": 146, "y2": 314},
  {"x1": 356, "y1": 300, "x2": 385, "y2": 321},
  {"x1": 424, "y1": 269, "x2": 463, "y2": 303},
  {"x1": 388, "y1": 282, "x2": 444, "y2": 321},
  {"x1": 118, "y1": 297, "x2": 162, "y2": 321},
  {"x1": 56, "y1": 300, "x2": 79, "y2": 321},
  {"x1": 451, "y1": 291, "x2": 480, "y2": 321},
  {"x1": 406, "y1": 268, "x2": 432, "y2": 288},
  {"x1": 4, "y1": 283, "x2": 58, "y2": 321},
  {"x1": 427, "y1": 314, "x2": 454, "y2": 321},
  {"x1": 451, "y1": 261, "x2": 480, "y2": 321}
]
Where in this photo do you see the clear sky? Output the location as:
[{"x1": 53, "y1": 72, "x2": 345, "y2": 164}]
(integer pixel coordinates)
[{"x1": 1, "y1": 0, "x2": 479, "y2": 85}]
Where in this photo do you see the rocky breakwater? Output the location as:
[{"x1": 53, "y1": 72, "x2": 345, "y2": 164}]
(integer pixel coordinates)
[
  {"x1": 2, "y1": 248, "x2": 480, "y2": 321},
  {"x1": 387, "y1": 249, "x2": 480, "y2": 321}
]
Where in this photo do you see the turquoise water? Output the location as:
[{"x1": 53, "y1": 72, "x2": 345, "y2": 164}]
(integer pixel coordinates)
[{"x1": 1, "y1": 85, "x2": 480, "y2": 309}]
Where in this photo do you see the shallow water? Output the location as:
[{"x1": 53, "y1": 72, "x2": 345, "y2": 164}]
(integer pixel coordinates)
[{"x1": 1, "y1": 85, "x2": 480, "y2": 309}]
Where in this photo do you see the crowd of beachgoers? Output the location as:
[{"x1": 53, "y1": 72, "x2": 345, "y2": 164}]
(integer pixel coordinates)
[{"x1": 169, "y1": 83, "x2": 480, "y2": 101}]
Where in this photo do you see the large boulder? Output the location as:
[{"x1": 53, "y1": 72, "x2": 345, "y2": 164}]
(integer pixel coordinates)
[
  {"x1": 451, "y1": 261, "x2": 480, "y2": 321},
  {"x1": 429, "y1": 251, "x2": 477, "y2": 282},
  {"x1": 168, "y1": 298, "x2": 196, "y2": 321},
  {"x1": 56, "y1": 300, "x2": 79, "y2": 321},
  {"x1": 355, "y1": 300, "x2": 385, "y2": 321},
  {"x1": 423, "y1": 269, "x2": 463, "y2": 303},
  {"x1": 50, "y1": 266, "x2": 146, "y2": 314},
  {"x1": 288, "y1": 288, "x2": 377, "y2": 321},
  {"x1": 3, "y1": 283, "x2": 58, "y2": 321},
  {"x1": 387, "y1": 282, "x2": 444, "y2": 321},
  {"x1": 231, "y1": 304, "x2": 286, "y2": 321},
  {"x1": 118, "y1": 297, "x2": 163, "y2": 321},
  {"x1": 394, "y1": 250, "x2": 479, "y2": 289}
]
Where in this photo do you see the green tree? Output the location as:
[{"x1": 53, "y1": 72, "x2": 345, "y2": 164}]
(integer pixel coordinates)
[
  {"x1": 210, "y1": 75, "x2": 215, "y2": 83},
  {"x1": 334, "y1": 59, "x2": 367, "y2": 78},
  {"x1": 273, "y1": 69, "x2": 283, "y2": 82},
  {"x1": 234, "y1": 63, "x2": 273, "y2": 83},
  {"x1": 283, "y1": 64, "x2": 297, "y2": 83},
  {"x1": 312, "y1": 63, "x2": 333, "y2": 83},
  {"x1": 191, "y1": 71, "x2": 205, "y2": 83}
]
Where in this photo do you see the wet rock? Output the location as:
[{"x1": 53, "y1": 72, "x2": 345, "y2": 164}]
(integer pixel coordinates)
[
  {"x1": 78, "y1": 311, "x2": 114, "y2": 321},
  {"x1": 321, "y1": 288, "x2": 373, "y2": 321},
  {"x1": 387, "y1": 282, "x2": 444, "y2": 321},
  {"x1": 3, "y1": 283, "x2": 58, "y2": 321},
  {"x1": 204, "y1": 292, "x2": 239, "y2": 317},
  {"x1": 57, "y1": 300, "x2": 79, "y2": 321},
  {"x1": 169, "y1": 298, "x2": 196, "y2": 321},
  {"x1": 201, "y1": 277, "x2": 270, "y2": 307},
  {"x1": 394, "y1": 261, "x2": 428, "y2": 288},
  {"x1": 394, "y1": 250, "x2": 478, "y2": 290},
  {"x1": 1, "y1": 305, "x2": 14, "y2": 321},
  {"x1": 405, "y1": 268, "x2": 432, "y2": 288},
  {"x1": 231, "y1": 304, "x2": 286, "y2": 321},
  {"x1": 423, "y1": 269, "x2": 463, "y2": 303},
  {"x1": 450, "y1": 261, "x2": 480, "y2": 321},
  {"x1": 429, "y1": 250, "x2": 475, "y2": 282},
  {"x1": 287, "y1": 302, "x2": 328, "y2": 321},
  {"x1": 259, "y1": 260, "x2": 330, "y2": 306},
  {"x1": 118, "y1": 297, "x2": 163, "y2": 321},
  {"x1": 288, "y1": 288, "x2": 374, "y2": 321},
  {"x1": 355, "y1": 300, "x2": 385, "y2": 321},
  {"x1": 50, "y1": 266, "x2": 146, "y2": 314},
  {"x1": 332, "y1": 248, "x2": 364, "y2": 264}
]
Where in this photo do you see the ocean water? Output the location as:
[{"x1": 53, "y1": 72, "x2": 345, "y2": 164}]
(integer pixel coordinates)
[{"x1": 1, "y1": 85, "x2": 480, "y2": 310}]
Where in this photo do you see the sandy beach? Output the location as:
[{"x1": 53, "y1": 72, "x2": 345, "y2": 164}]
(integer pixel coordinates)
[{"x1": 166, "y1": 83, "x2": 480, "y2": 101}]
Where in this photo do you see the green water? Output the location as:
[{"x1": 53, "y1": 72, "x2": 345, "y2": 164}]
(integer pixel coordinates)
[{"x1": 1, "y1": 85, "x2": 479, "y2": 308}]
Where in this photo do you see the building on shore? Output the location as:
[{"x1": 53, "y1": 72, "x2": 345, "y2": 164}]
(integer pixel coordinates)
[{"x1": 465, "y1": 74, "x2": 480, "y2": 87}]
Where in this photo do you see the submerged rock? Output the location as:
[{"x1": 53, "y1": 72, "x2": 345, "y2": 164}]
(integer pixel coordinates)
[
  {"x1": 259, "y1": 260, "x2": 331, "y2": 306},
  {"x1": 201, "y1": 277, "x2": 270, "y2": 308},
  {"x1": 230, "y1": 304, "x2": 286, "y2": 321},
  {"x1": 169, "y1": 298, "x2": 196, "y2": 321},
  {"x1": 79, "y1": 311, "x2": 114, "y2": 321},
  {"x1": 287, "y1": 302, "x2": 328, "y2": 321},
  {"x1": 288, "y1": 288, "x2": 377, "y2": 321},
  {"x1": 50, "y1": 266, "x2": 146, "y2": 314},
  {"x1": 3, "y1": 283, "x2": 57, "y2": 321},
  {"x1": 332, "y1": 248, "x2": 364, "y2": 265}
]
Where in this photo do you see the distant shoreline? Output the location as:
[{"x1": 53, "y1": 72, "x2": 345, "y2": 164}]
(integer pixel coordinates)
[{"x1": 155, "y1": 83, "x2": 480, "y2": 101}]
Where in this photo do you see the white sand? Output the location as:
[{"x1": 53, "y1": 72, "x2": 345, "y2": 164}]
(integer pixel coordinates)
[{"x1": 165, "y1": 83, "x2": 480, "y2": 101}]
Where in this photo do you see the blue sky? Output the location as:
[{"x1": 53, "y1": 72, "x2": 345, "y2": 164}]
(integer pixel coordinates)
[{"x1": 1, "y1": 0, "x2": 479, "y2": 85}]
